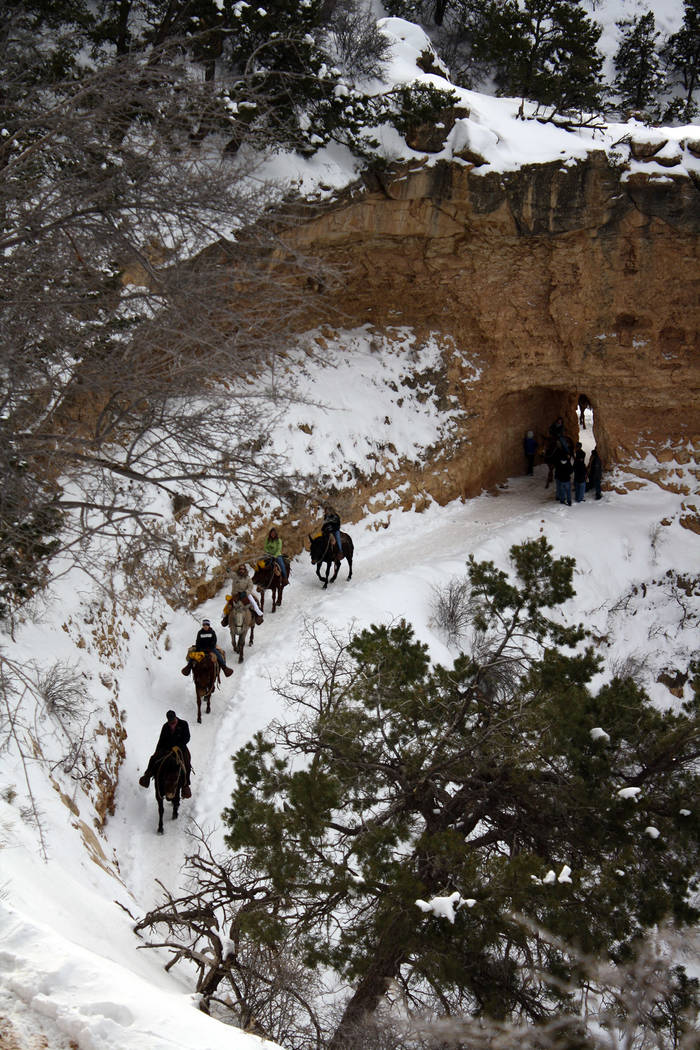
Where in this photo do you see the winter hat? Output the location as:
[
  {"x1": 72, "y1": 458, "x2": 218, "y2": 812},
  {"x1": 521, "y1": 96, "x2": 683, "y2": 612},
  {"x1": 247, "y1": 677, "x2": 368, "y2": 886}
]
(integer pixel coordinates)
[{"x1": 202, "y1": 618, "x2": 211, "y2": 626}]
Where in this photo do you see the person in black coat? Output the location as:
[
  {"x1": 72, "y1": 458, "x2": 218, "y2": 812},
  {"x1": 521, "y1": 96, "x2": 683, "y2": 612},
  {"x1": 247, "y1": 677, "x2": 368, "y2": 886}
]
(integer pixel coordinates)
[
  {"x1": 588, "y1": 448, "x2": 603, "y2": 500},
  {"x1": 554, "y1": 452, "x2": 573, "y2": 506},
  {"x1": 573, "y1": 448, "x2": 587, "y2": 502},
  {"x1": 549, "y1": 416, "x2": 571, "y2": 455},
  {"x1": 182, "y1": 618, "x2": 233, "y2": 677},
  {"x1": 139, "y1": 710, "x2": 192, "y2": 796},
  {"x1": 321, "y1": 505, "x2": 343, "y2": 555}
]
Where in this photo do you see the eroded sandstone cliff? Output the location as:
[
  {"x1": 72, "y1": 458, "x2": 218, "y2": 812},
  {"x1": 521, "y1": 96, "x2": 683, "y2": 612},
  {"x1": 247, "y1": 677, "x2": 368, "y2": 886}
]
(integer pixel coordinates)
[
  {"x1": 287, "y1": 150, "x2": 699, "y2": 508},
  {"x1": 184, "y1": 148, "x2": 699, "y2": 601}
]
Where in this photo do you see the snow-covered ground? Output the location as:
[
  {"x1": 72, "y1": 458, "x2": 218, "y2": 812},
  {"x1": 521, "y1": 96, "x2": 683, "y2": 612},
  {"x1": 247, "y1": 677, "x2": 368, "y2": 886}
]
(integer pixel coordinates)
[
  {"x1": 1, "y1": 400, "x2": 698, "y2": 1049},
  {"x1": 1, "y1": 4, "x2": 699, "y2": 1041}
]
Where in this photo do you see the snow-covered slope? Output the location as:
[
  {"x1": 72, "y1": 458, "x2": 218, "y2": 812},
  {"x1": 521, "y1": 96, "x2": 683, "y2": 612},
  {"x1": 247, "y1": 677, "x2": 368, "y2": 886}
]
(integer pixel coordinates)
[
  {"x1": 1, "y1": 4, "x2": 699, "y2": 1042},
  {"x1": 1, "y1": 381, "x2": 698, "y2": 1048}
]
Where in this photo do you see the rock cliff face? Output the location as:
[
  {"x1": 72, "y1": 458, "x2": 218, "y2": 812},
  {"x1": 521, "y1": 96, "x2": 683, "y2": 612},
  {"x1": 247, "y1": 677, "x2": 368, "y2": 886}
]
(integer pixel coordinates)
[
  {"x1": 184, "y1": 148, "x2": 700, "y2": 601},
  {"x1": 288, "y1": 152, "x2": 699, "y2": 512}
]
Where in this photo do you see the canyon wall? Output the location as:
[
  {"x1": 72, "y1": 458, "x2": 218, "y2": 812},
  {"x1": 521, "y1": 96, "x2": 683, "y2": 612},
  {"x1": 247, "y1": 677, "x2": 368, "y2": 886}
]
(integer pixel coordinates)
[
  {"x1": 187, "y1": 148, "x2": 700, "y2": 601},
  {"x1": 288, "y1": 150, "x2": 699, "y2": 507}
]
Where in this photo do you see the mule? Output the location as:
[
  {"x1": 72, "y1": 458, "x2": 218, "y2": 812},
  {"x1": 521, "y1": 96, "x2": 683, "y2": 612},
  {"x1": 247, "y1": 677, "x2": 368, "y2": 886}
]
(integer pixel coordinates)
[
  {"x1": 154, "y1": 746, "x2": 187, "y2": 833},
  {"x1": 309, "y1": 531, "x2": 354, "y2": 589},
  {"x1": 226, "y1": 600, "x2": 256, "y2": 663},
  {"x1": 252, "y1": 556, "x2": 291, "y2": 613},
  {"x1": 192, "y1": 653, "x2": 219, "y2": 724}
]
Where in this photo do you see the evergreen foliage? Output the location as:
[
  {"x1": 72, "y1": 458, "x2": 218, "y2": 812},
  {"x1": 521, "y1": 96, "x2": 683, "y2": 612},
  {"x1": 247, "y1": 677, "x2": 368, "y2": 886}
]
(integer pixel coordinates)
[
  {"x1": 663, "y1": 0, "x2": 700, "y2": 121},
  {"x1": 468, "y1": 0, "x2": 604, "y2": 110},
  {"x1": 222, "y1": 538, "x2": 700, "y2": 1044},
  {"x1": 389, "y1": 81, "x2": 462, "y2": 136},
  {"x1": 613, "y1": 12, "x2": 665, "y2": 115}
]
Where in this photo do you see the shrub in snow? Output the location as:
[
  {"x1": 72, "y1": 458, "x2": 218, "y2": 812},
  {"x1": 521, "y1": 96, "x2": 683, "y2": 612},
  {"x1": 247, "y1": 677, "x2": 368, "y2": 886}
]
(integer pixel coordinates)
[{"x1": 430, "y1": 574, "x2": 471, "y2": 646}]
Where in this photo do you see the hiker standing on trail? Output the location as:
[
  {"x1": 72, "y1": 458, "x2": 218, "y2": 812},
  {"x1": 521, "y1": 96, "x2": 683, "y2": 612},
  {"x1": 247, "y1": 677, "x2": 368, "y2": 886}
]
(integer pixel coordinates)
[
  {"x1": 573, "y1": 448, "x2": 587, "y2": 502},
  {"x1": 588, "y1": 447, "x2": 603, "y2": 500},
  {"x1": 523, "y1": 430, "x2": 538, "y2": 475},
  {"x1": 554, "y1": 452, "x2": 573, "y2": 506}
]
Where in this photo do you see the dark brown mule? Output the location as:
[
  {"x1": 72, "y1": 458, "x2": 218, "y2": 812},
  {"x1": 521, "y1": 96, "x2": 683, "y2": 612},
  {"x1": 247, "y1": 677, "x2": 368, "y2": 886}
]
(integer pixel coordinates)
[
  {"x1": 154, "y1": 746, "x2": 187, "y2": 833},
  {"x1": 309, "y1": 531, "x2": 354, "y2": 589},
  {"x1": 252, "y1": 556, "x2": 291, "y2": 613},
  {"x1": 225, "y1": 600, "x2": 256, "y2": 663},
  {"x1": 192, "y1": 653, "x2": 219, "y2": 724}
]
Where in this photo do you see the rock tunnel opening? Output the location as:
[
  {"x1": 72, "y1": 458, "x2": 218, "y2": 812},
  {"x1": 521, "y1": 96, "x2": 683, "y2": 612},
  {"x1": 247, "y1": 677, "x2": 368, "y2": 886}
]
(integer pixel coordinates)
[{"x1": 485, "y1": 386, "x2": 605, "y2": 487}]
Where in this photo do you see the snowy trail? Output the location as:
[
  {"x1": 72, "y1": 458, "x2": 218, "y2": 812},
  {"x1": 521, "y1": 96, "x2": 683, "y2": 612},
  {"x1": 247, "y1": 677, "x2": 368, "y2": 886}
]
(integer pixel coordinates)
[
  {"x1": 2, "y1": 447, "x2": 697, "y2": 1050},
  {"x1": 113, "y1": 443, "x2": 627, "y2": 911},
  {"x1": 112, "y1": 470, "x2": 557, "y2": 905}
]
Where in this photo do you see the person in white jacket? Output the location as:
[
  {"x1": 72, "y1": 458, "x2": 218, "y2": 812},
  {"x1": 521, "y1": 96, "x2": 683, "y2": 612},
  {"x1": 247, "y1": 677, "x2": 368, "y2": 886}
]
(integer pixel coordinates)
[{"x1": 231, "y1": 563, "x2": 264, "y2": 623}]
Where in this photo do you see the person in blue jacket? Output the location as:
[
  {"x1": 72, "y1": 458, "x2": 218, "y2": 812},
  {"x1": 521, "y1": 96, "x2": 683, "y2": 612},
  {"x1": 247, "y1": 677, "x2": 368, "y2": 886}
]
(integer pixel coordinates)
[{"x1": 523, "y1": 430, "x2": 538, "y2": 475}]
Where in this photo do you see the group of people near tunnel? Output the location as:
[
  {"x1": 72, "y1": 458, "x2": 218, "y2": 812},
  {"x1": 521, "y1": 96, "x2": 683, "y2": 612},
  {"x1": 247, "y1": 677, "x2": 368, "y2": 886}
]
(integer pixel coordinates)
[{"x1": 523, "y1": 399, "x2": 603, "y2": 506}]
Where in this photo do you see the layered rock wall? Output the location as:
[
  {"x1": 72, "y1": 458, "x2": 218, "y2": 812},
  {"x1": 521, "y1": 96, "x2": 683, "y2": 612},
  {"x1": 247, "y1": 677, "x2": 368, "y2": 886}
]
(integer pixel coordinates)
[{"x1": 288, "y1": 153, "x2": 699, "y2": 504}]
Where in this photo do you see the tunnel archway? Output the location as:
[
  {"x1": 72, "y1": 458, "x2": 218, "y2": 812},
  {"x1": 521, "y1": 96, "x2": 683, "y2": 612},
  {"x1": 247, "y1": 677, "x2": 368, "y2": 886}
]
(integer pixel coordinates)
[{"x1": 485, "y1": 385, "x2": 608, "y2": 486}]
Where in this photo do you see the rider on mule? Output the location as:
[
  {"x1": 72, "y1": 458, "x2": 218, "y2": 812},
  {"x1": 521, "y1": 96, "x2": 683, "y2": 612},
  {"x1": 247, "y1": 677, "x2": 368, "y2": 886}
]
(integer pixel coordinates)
[
  {"x1": 139, "y1": 709, "x2": 192, "y2": 797},
  {"x1": 232, "y1": 564, "x2": 264, "y2": 624},
  {"x1": 181, "y1": 618, "x2": 233, "y2": 678},
  {"x1": 264, "y1": 527, "x2": 287, "y2": 579},
  {"x1": 321, "y1": 505, "x2": 343, "y2": 555}
]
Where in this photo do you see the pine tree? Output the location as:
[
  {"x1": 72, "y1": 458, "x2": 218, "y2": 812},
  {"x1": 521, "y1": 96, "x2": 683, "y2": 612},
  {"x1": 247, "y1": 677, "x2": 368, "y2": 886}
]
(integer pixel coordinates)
[
  {"x1": 663, "y1": 0, "x2": 700, "y2": 121},
  {"x1": 467, "y1": 0, "x2": 603, "y2": 111},
  {"x1": 221, "y1": 538, "x2": 700, "y2": 1046},
  {"x1": 613, "y1": 12, "x2": 665, "y2": 115}
]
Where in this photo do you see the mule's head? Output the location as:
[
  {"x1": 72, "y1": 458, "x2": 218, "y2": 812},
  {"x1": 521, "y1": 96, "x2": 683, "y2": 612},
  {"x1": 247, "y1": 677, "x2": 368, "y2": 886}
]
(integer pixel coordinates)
[{"x1": 308, "y1": 534, "x2": 321, "y2": 565}]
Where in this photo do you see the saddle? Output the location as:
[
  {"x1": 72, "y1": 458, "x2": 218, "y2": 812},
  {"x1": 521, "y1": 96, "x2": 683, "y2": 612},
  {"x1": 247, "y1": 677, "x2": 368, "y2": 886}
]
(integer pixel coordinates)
[
  {"x1": 187, "y1": 647, "x2": 207, "y2": 662},
  {"x1": 187, "y1": 646, "x2": 216, "y2": 664}
]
